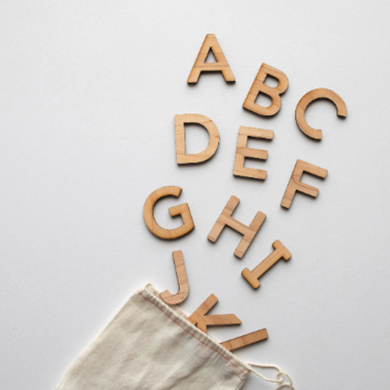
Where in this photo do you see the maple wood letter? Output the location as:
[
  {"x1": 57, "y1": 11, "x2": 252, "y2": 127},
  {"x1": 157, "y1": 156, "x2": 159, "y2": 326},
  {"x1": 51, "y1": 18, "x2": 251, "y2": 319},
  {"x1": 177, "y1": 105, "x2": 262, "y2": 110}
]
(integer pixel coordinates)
[
  {"x1": 143, "y1": 186, "x2": 194, "y2": 239},
  {"x1": 295, "y1": 88, "x2": 347, "y2": 140},
  {"x1": 233, "y1": 126, "x2": 274, "y2": 180},
  {"x1": 187, "y1": 34, "x2": 235, "y2": 84},
  {"x1": 221, "y1": 329, "x2": 269, "y2": 351},
  {"x1": 281, "y1": 160, "x2": 328, "y2": 209},
  {"x1": 188, "y1": 294, "x2": 241, "y2": 333},
  {"x1": 160, "y1": 250, "x2": 189, "y2": 305},
  {"x1": 243, "y1": 63, "x2": 289, "y2": 116},
  {"x1": 207, "y1": 196, "x2": 266, "y2": 258},
  {"x1": 242, "y1": 240, "x2": 291, "y2": 289},
  {"x1": 175, "y1": 114, "x2": 220, "y2": 164}
]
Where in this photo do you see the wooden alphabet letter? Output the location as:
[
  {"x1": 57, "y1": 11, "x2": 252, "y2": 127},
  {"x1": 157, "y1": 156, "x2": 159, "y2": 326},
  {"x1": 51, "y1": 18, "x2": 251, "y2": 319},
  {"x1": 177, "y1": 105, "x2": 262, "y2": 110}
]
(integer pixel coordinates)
[
  {"x1": 207, "y1": 196, "x2": 266, "y2": 258},
  {"x1": 242, "y1": 240, "x2": 291, "y2": 289},
  {"x1": 143, "y1": 186, "x2": 195, "y2": 239},
  {"x1": 160, "y1": 250, "x2": 189, "y2": 305},
  {"x1": 233, "y1": 126, "x2": 274, "y2": 180},
  {"x1": 281, "y1": 160, "x2": 328, "y2": 209},
  {"x1": 188, "y1": 294, "x2": 241, "y2": 333},
  {"x1": 187, "y1": 34, "x2": 235, "y2": 84},
  {"x1": 243, "y1": 63, "x2": 289, "y2": 116},
  {"x1": 221, "y1": 328, "x2": 269, "y2": 352},
  {"x1": 296, "y1": 88, "x2": 347, "y2": 140},
  {"x1": 175, "y1": 114, "x2": 220, "y2": 164}
]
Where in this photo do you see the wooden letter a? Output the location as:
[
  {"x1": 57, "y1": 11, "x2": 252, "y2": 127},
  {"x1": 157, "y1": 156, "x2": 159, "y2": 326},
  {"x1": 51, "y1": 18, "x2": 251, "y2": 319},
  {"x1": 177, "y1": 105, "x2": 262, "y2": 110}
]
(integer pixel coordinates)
[{"x1": 187, "y1": 34, "x2": 235, "y2": 84}]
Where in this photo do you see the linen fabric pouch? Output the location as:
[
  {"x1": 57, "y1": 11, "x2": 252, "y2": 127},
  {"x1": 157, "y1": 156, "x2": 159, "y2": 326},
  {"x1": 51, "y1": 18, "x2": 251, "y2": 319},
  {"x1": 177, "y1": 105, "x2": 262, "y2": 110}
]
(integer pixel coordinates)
[{"x1": 56, "y1": 284, "x2": 293, "y2": 390}]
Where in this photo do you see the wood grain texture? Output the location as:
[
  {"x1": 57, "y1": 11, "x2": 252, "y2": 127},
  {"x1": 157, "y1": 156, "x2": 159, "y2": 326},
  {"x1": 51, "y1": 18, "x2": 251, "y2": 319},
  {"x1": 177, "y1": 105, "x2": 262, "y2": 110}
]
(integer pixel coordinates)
[
  {"x1": 221, "y1": 328, "x2": 268, "y2": 351},
  {"x1": 188, "y1": 294, "x2": 241, "y2": 334},
  {"x1": 281, "y1": 159, "x2": 328, "y2": 209},
  {"x1": 143, "y1": 186, "x2": 195, "y2": 239},
  {"x1": 207, "y1": 196, "x2": 266, "y2": 258},
  {"x1": 187, "y1": 34, "x2": 235, "y2": 84},
  {"x1": 175, "y1": 114, "x2": 220, "y2": 164},
  {"x1": 243, "y1": 63, "x2": 289, "y2": 116},
  {"x1": 296, "y1": 88, "x2": 347, "y2": 140},
  {"x1": 160, "y1": 250, "x2": 189, "y2": 305},
  {"x1": 242, "y1": 240, "x2": 291, "y2": 289},
  {"x1": 233, "y1": 126, "x2": 274, "y2": 180}
]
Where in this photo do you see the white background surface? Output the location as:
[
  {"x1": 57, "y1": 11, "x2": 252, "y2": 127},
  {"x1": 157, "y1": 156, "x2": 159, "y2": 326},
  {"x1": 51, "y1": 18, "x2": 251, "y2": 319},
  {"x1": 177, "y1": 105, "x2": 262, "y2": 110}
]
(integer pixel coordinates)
[{"x1": 1, "y1": 1, "x2": 390, "y2": 389}]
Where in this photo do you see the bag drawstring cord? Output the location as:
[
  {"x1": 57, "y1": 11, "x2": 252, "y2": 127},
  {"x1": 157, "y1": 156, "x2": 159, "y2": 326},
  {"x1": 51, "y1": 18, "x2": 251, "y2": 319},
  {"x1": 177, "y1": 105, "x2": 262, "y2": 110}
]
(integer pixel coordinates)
[{"x1": 248, "y1": 363, "x2": 295, "y2": 389}]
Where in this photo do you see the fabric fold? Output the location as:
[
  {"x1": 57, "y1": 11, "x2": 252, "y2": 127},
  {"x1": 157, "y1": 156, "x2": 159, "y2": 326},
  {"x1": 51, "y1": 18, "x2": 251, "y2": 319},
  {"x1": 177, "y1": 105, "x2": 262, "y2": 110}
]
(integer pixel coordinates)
[{"x1": 56, "y1": 284, "x2": 250, "y2": 390}]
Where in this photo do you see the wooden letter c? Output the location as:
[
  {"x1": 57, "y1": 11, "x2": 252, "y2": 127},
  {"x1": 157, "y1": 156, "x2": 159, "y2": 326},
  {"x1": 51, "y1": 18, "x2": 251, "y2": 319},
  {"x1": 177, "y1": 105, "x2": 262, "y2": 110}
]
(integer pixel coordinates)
[{"x1": 295, "y1": 88, "x2": 347, "y2": 140}]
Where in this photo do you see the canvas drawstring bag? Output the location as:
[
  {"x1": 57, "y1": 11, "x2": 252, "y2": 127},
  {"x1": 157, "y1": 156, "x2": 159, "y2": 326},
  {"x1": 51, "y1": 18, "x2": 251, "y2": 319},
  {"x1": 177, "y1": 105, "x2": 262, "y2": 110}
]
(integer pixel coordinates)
[{"x1": 56, "y1": 284, "x2": 294, "y2": 390}]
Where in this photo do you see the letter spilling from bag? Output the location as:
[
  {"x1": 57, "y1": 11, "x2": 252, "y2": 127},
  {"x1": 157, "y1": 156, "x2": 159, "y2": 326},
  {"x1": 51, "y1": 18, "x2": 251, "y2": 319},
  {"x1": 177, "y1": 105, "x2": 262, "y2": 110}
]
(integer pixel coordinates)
[
  {"x1": 175, "y1": 114, "x2": 220, "y2": 164},
  {"x1": 143, "y1": 186, "x2": 195, "y2": 239},
  {"x1": 55, "y1": 285, "x2": 251, "y2": 389},
  {"x1": 160, "y1": 250, "x2": 189, "y2": 305}
]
